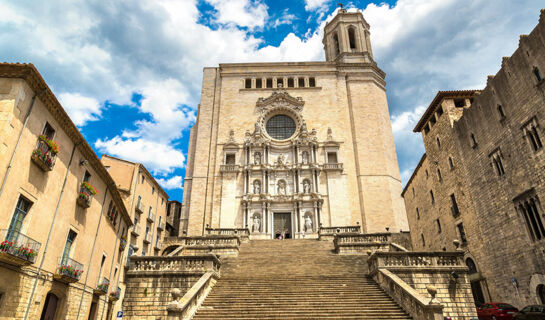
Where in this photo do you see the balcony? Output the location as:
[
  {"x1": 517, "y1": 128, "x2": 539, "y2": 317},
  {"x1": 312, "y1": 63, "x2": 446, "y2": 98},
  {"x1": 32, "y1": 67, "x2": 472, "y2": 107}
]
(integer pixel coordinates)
[
  {"x1": 147, "y1": 213, "x2": 155, "y2": 223},
  {"x1": 31, "y1": 136, "x2": 59, "y2": 172},
  {"x1": 119, "y1": 236, "x2": 127, "y2": 251},
  {"x1": 143, "y1": 233, "x2": 152, "y2": 244},
  {"x1": 0, "y1": 229, "x2": 41, "y2": 267},
  {"x1": 94, "y1": 277, "x2": 110, "y2": 296},
  {"x1": 157, "y1": 220, "x2": 165, "y2": 231},
  {"x1": 323, "y1": 163, "x2": 343, "y2": 171},
  {"x1": 131, "y1": 225, "x2": 141, "y2": 237},
  {"x1": 154, "y1": 241, "x2": 162, "y2": 251},
  {"x1": 77, "y1": 182, "x2": 97, "y2": 208},
  {"x1": 135, "y1": 200, "x2": 145, "y2": 214},
  {"x1": 110, "y1": 287, "x2": 121, "y2": 301},
  {"x1": 54, "y1": 257, "x2": 84, "y2": 284}
]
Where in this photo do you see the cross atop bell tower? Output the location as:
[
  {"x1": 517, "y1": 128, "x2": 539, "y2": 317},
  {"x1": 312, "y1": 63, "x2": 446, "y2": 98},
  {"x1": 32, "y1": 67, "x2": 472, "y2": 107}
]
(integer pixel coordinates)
[{"x1": 323, "y1": 9, "x2": 374, "y2": 63}]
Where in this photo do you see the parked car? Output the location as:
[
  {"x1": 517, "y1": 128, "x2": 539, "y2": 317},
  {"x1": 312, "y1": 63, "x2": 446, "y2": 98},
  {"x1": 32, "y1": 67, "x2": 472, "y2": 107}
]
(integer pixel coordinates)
[
  {"x1": 477, "y1": 302, "x2": 519, "y2": 320},
  {"x1": 514, "y1": 305, "x2": 545, "y2": 319}
]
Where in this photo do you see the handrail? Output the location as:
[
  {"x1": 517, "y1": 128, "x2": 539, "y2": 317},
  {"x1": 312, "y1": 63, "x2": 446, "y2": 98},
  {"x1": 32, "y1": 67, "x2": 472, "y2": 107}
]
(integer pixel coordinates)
[
  {"x1": 127, "y1": 254, "x2": 220, "y2": 275},
  {"x1": 205, "y1": 228, "x2": 250, "y2": 236},
  {"x1": 167, "y1": 272, "x2": 218, "y2": 319},
  {"x1": 375, "y1": 269, "x2": 443, "y2": 320}
]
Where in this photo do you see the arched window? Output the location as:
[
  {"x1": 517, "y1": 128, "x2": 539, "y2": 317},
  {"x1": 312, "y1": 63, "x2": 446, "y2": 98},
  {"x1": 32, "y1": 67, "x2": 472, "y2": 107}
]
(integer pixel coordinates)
[
  {"x1": 348, "y1": 27, "x2": 356, "y2": 49},
  {"x1": 538, "y1": 284, "x2": 545, "y2": 304},
  {"x1": 333, "y1": 33, "x2": 340, "y2": 56},
  {"x1": 466, "y1": 258, "x2": 478, "y2": 274}
]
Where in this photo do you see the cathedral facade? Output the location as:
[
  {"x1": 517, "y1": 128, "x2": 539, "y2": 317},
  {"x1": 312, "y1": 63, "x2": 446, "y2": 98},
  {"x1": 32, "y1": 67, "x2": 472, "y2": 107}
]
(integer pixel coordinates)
[{"x1": 182, "y1": 9, "x2": 409, "y2": 238}]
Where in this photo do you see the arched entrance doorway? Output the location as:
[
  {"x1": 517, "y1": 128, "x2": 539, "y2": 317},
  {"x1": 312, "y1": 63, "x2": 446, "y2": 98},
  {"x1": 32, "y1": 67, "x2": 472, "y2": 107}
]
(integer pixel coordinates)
[
  {"x1": 538, "y1": 284, "x2": 545, "y2": 304},
  {"x1": 466, "y1": 258, "x2": 485, "y2": 306},
  {"x1": 40, "y1": 293, "x2": 59, "y2": 320}
]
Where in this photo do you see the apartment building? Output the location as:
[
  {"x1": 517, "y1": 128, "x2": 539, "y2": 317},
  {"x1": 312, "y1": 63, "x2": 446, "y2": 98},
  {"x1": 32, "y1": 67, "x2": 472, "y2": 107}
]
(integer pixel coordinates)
[{"x1": 0, "y1": 63, "x2": 132, "y2": 319}]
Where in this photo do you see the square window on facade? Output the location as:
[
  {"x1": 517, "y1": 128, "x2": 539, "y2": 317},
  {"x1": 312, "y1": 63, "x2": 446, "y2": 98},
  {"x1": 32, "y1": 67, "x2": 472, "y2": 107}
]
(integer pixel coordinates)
[
  {"x1": 327, "y1": 152, "x2": 338, "y2": 163},
  {"x1": 244, "y1": 78, "x2": 251, "y2": 89},
  {"x1": 225, "y1": 154, "x2": 236, "y2": 165},
  {"x1": 298, "y1": 78, "x2": 305, "y2": 87},
  {"x1": 309, "y1": 77, "x2": 316, "y2": 87},
  {"x1": 256, "y1": 78, "x2": 262, "y2": 88}
]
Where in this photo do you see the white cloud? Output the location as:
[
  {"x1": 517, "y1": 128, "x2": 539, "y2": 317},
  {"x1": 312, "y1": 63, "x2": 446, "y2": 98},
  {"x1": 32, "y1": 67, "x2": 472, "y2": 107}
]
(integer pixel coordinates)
[
  {"x1": 273, "y1": 9, "x2": 297, "y2": 28},
  {"x1": 205, "y1": 0, "x2": 268, "y2": 29},
  {"x1": 95, "y1": 137, "x2": 185, "y2": 175},
  {"x1": 2, "y1": 0, "x2": 543, "y2": 189},
  {"x1": 304, "y1": 0, "x2": 329, "y2": 12},
  {"x1": 58, "y1": 93, "x2": 102, "y2": 126},
  {"x1": 156, "y1": 176, "x2": 183, "y2": 190}
]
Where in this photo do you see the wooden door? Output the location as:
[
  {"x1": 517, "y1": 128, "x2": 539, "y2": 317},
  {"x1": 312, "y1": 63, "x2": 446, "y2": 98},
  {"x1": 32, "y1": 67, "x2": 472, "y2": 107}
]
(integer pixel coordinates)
[
  {"x1": 274, "y1": 213, "x2": 292, "y2": 238},
  {"x1": 40, "y1": 293, "x2": 59, "y2": 320}
]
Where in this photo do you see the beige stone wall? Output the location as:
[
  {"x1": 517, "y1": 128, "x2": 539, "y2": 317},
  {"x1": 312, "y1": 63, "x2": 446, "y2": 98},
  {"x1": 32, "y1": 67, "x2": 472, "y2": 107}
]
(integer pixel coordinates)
[
  {"x1": 0, "y1": 71, "x2": 130, "y2": 319},
  {"x1": 404, "y1": 10, "x2": 545, "y2": 308}
]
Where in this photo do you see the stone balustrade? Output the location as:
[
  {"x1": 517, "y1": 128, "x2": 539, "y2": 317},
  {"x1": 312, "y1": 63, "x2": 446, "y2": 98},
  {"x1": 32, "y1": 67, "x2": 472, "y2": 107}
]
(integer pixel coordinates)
[
  {"x1": 318, "y1": 225, "x2": 361, "y2": 241},
  {"x1": 219, "y1": 164, "x2": 241, "y2": 173},
  {"x1": 127, "y1": 254, "x2": 220, "y2": 276},
  {"x1": 333, "y1": 232, "x2": 395, "y2": 254},
  {"x1": 163, "y1": 235, "x2": 241, "y2": 257},
  {"x1": 205, "y1": 228, "x2": 250, "y2": 242},
  {"x1": 167, "y1": 272, "x2": 218, "y2": 320},
  {"x1": 123, "y1": 254, "x2": 221, "y2": 319},
  {"x1": 368, "y1": 251, "x2": 478, "y2": 320}
]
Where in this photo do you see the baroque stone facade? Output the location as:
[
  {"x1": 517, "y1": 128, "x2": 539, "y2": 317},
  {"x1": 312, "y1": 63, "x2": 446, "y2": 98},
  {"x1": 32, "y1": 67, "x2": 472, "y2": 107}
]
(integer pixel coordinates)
[
  {"x1": 403, "y1": 9, "x2": 545, "y2": 308},
  {"x1": 182, "y1": 10, "x2": 409, "y2": 238}
]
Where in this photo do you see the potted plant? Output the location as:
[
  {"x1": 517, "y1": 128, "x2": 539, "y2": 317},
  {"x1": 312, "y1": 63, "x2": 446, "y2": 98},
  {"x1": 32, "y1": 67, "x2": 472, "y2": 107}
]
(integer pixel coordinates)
[
  {"x1": 31, "y1": 135, "x2": 59, "y2": 171},
  {"x1": 77, "y1": 182, "x2": 98, "y2": 208}
]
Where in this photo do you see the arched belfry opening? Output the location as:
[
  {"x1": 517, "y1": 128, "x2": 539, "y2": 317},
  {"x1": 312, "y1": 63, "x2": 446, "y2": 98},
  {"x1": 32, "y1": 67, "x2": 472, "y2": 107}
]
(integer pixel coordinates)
[
  {"x1": 348, "y1": 27, "x2": 357, "y2": 49},
  {"x1": 333, "y1": 33, "x2": 340, "y2": 56}
]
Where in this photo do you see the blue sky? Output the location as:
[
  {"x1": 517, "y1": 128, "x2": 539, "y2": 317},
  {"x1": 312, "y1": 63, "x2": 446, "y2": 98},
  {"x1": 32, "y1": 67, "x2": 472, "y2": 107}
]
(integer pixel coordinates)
[{"x1": 0, "y1": 0, "x2": 543, "y2": 202}]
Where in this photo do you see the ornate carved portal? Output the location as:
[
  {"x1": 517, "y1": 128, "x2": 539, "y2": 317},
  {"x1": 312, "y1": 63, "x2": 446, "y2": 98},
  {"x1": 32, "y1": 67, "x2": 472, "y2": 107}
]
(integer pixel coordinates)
[{"x1": 223, "y1": 89, "x2": 339, "y2": 239}]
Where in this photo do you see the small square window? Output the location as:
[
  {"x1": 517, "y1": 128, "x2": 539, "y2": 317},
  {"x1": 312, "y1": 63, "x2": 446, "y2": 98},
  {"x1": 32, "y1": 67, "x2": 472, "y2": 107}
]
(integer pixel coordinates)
[
  {"x1": 327, "y1": 152, "x2": 338, "y2": 163},
  {"x1": 287, "y1": 78, "x2": 294, "y2": 88},
  {"x1": 309, "y1": 77, "x2": 316, "y2": 87},
  {"x1": 244, "y1": 78, "x2": 251, "y2": 89},
  {"x1": 225, "y1": 154, "x2": 236, "y2": 165},
  {"x1": 298, "y1": 78, "x2": 305, "y2": 87},
  {"x1": 454, "y1": 99, "x2": 466, "y2": 108},
  {"x1": 256, "y1": 79, "x2": 262, "y2": 88},
  {"x1": 152, "y1": 187, "x2": 155, "y2": 195},
  {"x1": 266, "y1": 78, "x2": 273, "y2": 88}
]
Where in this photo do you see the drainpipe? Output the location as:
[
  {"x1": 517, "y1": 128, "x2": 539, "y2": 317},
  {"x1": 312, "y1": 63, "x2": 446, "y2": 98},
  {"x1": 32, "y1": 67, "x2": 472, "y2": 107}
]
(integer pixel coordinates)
[
  {"x1": 75, "y1": 184, "x2": 110, "y2": 320},
  {"x1": 100, "y1": 214, "x2": 122, "y2": 320},
  {"x1": 0, "y1": 89, "x2": 46, "y2": 200},
  {"x1": 23, "y1": 141, "x2": 80, "y2": 320}
]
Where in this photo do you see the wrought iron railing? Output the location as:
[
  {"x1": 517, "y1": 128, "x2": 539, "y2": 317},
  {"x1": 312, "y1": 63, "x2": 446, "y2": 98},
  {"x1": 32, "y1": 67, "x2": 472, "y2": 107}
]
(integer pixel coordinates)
[
  {"x1": 110, "y1": 286, "x2": 121, "y2": 300},
  {"x1": 96, "y1": 277, "x2": 110, "y2": 293},
  {"x1": 31, "y1": 138, "x2": 57, "y2": 171},
  {"x1": 57, "y1": 257, "x2": 84, "y2": 281},
  {"x1": 0, "y1": 229, "x2": 41, "y2": 264},
  {"x1": 77, "y1": 182, "x2": 96, "y2": 208}
]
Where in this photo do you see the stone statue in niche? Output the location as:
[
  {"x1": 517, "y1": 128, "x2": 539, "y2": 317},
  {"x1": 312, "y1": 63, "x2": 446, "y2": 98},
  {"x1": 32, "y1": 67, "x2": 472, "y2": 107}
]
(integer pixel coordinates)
[
  {"x1": 228, "y1": 129, "x2": 235, "y2": 142},
  {"x1": 303, "y1": 179, "x2": 311, "y2": 193},
  {"x1": 253, "y1": 180, "x2": 261, "y2": 194},
  {"x1": 254, "y1": 122, "x2": 261, "y2": 134},
  {"x1": 276, "y1": 154, "x2": 285, "y2": 166},
  {"x1": 277, "y1": 180, "x2": 286, "y2": 195},
  {"x1": 304, "y1": 215, "x2": 313, "y2": 232},
  {"x1": 252, "y1": 214, "x2": 261, "y2": 233},
  {"x1": 254, "y1": 152, "x2": 261, "y2": 165},
  {"x1": 301, "y1": 151, "x2": 309, "y2": 164},
  {"x1": 327, "y1": 127, "x2": 333, "y2": 141}
]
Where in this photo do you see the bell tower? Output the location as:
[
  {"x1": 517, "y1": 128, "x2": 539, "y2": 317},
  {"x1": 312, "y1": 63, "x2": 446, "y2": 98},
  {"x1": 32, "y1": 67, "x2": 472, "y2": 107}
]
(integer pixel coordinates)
[{"x1": 323, "y1": 8, "x2": 374, "y2": 63}]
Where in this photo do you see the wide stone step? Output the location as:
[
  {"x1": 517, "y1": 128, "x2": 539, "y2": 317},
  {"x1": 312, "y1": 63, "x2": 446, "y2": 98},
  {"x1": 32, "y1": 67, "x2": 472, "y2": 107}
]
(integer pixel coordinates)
[{"x1": 192, "y1": 239, "x2": 410, "y2": 319}]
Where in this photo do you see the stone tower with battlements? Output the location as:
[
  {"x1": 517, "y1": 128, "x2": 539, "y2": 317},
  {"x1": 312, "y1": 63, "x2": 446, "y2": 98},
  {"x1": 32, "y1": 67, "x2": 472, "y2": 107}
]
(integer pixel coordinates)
[{"x1": 181, "y1": 9, "x2": 409, "y2": 237}]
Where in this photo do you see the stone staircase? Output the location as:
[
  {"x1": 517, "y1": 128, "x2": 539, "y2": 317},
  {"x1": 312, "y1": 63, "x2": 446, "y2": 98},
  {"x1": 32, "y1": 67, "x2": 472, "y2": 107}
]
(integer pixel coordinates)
[{"x1": 192, "y1": 239, "x2": 411, "y2": 319}]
